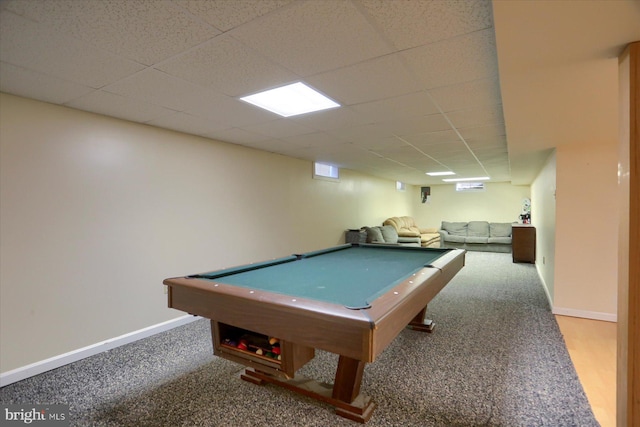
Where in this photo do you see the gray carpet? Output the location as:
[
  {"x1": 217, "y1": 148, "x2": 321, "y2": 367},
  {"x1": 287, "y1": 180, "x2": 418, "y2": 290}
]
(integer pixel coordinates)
[{"x1": 0, "y1": 252, "x2": 599, "y2": 426}]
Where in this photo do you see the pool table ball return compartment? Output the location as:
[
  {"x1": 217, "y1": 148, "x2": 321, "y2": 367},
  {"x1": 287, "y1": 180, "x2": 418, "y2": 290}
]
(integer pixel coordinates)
[{"x1": 164, "y1": 243, "x2": 465, "y2": 423}]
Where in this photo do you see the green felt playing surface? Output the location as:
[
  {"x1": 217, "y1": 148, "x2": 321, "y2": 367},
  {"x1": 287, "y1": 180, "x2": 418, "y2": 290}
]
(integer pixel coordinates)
[{"x1": 194, "y1": 245, "x2": 450, "y2": 309}]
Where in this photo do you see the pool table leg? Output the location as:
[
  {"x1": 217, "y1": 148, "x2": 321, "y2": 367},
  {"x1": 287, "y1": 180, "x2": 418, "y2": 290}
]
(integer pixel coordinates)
[
  {"x1": 239, "y1": 355, "x2": 376, "y2": 423},
  {"x1": 332, "y1": 355, "x2": 376, "y2": 423},
  {"x1": 407, "y1": 306, "x2": 435, "y2": 332}
]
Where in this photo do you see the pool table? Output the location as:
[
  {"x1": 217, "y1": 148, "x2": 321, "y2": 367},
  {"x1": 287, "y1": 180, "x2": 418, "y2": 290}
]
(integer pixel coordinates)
[{"x1": 164, "y1": 243, "x2": 465, "y2": 423}]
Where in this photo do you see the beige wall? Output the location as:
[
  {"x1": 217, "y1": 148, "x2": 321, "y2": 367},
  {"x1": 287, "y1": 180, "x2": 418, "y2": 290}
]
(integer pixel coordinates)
[
  {"x1": 0, "y1": 94, "x2": 413, "y2": 373},
  {"x1": 531, "y1": 151, "x2": 557, "y2": 301},
  {"x1": 1, "y1": 92, "x2": 620, "y2": 376},
  {"x1": 554, "y1": 142, "x2": 619, "y2": 320},
  {"x1": 412, "y1": 182, "x2": 531, "y2": 229}
]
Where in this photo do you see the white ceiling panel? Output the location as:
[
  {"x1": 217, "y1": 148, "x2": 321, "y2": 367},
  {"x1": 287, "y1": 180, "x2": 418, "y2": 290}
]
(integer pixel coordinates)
[
  {"x1": 65, "y1": 91, "x2": 174, "y2": 123},
  {"x1": 3, "y1": 0, "x2": 221, "y2": 66},
  {"x1": 447, "y1": 104, "x2": 505, "y2": 129},
  {"x1": 229, "y1": 0, "x2": 393, "y2": 76},
  {"x1": 0, "y1": 62, "x2": 94, "y2": 104},
  {"x1": 243, "y1": 119, "x2": 316, "y2": 139},
  {"x1": 102, "y1": 69, "x2": 225, "y2": 112},
  {"x1": 0, "y1": 11, "x2": 145, "y2": 88},
  {"x1": 459, "y1": 124, "x2": 506, "y2": 141},
  {"x1": 156, "y1": 34, "x2": 298, "y2": 97},
  {"x1": 351, "y1": 135, "x2": 411, "y2": 151},
  {"x1": 429, "y1": 78, "x2": 502, "y2": 113},
  {"x1": 402, "y1": 29, "x2": 498, "y2": 90},
  {"x1": 402, "y1": 130, "x2": 462, "y2": 147},
  {"x1": 290, "y1": 106, "x2": 369, "y2": 132},
  {"x1": 175, "y1": 0, "x2": 294, "y2": 32},
  {"x1": 350, "y1": 91, "x2": 441, "y2": 121},
  {"x1": 359, "y1": 0, "x2": 493, "y2": 50},
  {"x1": 306, "y1": 53, "x2": 421, "y2": 106},
  {"x1": 389, "y1": 114, "x2": 452, "y2": 137}
]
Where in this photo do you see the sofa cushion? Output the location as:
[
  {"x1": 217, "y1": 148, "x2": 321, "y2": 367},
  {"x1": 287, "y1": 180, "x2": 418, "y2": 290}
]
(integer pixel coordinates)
[
  {"x1": 466, "y1": 236, "x2": 489, "y2": 244},
  {"x1": 443, "y1": 234, "x2": 466, "y2": 243},
  {"x1": 364, "y1": 226, "x2": 384, "y2": 243},
  {"x1": 490, "y1": 223, "x2": 512, "y2": 237},
  {"x1": 467, "y1": 221, "x2": 489, "y2": 237},
  {"x1": 442, "y1": 221, "x2": 468, "y2": 236},
  {"x1": 488, "y1": 236, "x2": 512, "y2": 244},
  {"x1": 398, "y1": 236, "x2": 420, "y2": 244},
  {"x1": 379, "y1": 225, "x2": 399, "y2": 244}
]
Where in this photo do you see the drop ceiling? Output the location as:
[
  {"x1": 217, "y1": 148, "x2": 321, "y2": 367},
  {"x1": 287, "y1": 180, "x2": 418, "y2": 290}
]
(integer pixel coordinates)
[{"x1": 1, "y1": 1, "x2": 639, "y2": 186}]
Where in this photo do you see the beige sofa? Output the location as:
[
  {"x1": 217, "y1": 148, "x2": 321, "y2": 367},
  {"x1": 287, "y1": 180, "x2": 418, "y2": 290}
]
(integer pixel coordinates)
[{"x1": 383, "y1": 216, "x2": 440, "y2": 248}]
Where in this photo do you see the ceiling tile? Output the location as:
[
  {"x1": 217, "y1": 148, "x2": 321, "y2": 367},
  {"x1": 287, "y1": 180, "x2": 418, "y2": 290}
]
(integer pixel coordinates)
[
  {"x1": 447, "y1": 104, "x2": 505, "y2": 129},
  {"x1": 185, "y1": 95, "x2": 275, "y2": 128},
  {"x1": 243, "y1": 119, "x2": 316, "y2": 139},
  {"x1": 350, "y1": 135, "x2": 408, "y2": 151},
  {"x1": 402, "y1": 129, "x2": 462, "y2": 147},
  {"x1": 174, "y1": 0, "x2": 294, "y2": 32},
  {"x1": 459, "y1": 124, "x2": 506, "y2": 141},
  {"x1": 375, "y1": 145, "x2": 425, "y2": 162},
  {"x1": 281, "y1": 132, "x2": 345, "y2": 149},
  {"x1": 229, "y1": 0, "x2": 393, "y2": 76},
  {"x1": 0, "y1": 62, "x2": 94, "y2": 104},
  {"x1": 429, "y1": 78, "x2": 502, "y2": 112},
  {"x1": 3, "y1": 0, "x2": 221, "y2": 65},
  {"x1": 102, "y1": 69, "x2": 226, "y2": 112},
  {"x1": 466, "y1": 134, "x2": 508, "y2": 148},
  {"x1": 307, "y1": 53, "x2": 420, "y2": 105},
  {"x1": 402, "y1": 28, "x2": 498, "y2": 89},
  {"x1": 65, "y1": 90, "x2": 174, "y2": 123},
  {"x1": 325, "y1": 122, "x2": 397, "y2": 143},
  {"x1": 0, "y1": 11, "x2": 145, "y2": 88},
  {"x1": 360, "y1": 0, "x2": 493, "y2": 50},
  {"x1": 350, "y1": 91, "x2": 441, "y2": 121},
  {"x1": 156, "y1": 34, "x2": 298, "y2": 97},
  {"x1": 415, "y1": 141, "x2": 468, "y2": 156},
  {"x1": 290, "y1": 106, "x2": 369, "y2": 132},
  {"x1": 390, "y1": 114, "x2": 452, "y2": 137}
]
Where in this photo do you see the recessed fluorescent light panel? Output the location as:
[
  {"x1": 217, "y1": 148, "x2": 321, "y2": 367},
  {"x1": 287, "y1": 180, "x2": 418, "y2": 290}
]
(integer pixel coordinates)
[
  {"x1": 426, "y1": 171, "x2": 455, "y2": 176},
  {"x1": 442, "y1": 176, "x2": 490, "y2": 182},
  {"x1": 240, "y1": 82, "x2": 340, "y2": 117}
]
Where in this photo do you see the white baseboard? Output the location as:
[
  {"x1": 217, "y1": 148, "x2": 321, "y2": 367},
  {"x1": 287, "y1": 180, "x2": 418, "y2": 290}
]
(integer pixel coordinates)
[
  {"x1": 535, "y1": 265, "x2": 554, "y2": 309},
  {"x1": 552, "y1": 306, "x2": 617, "y2": 322},
  {"x1": 535, "y1": 264, "x2": 617, "y2": 323},
  {"x1": 0, "y1": 315, "x2": 200, "y2": 387}
]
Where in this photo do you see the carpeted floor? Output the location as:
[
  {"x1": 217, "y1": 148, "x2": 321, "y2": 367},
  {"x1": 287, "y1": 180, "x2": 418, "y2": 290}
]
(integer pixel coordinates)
[{"x1": 0, "y1": 252, "x2": 599, "y2": 426}]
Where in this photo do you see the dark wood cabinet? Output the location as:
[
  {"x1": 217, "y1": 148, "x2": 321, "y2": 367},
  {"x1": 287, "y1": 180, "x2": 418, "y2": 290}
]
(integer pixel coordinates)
[{"x1": 512, "y1": 225, "x2": 536, "y2": 263}]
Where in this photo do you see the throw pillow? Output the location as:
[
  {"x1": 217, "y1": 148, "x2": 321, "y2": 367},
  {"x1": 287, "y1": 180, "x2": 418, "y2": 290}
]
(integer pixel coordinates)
[
  {"x1": 380, "y1": 225, "x2": 399, "y2": 244},
  {"x1": 364, "y1": 226, "x2": 384, "y2": 243}
]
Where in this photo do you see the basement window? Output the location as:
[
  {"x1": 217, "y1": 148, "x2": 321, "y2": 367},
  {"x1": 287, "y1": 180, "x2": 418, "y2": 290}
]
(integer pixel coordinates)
[
  {"x1": 456, "y1": 182, "x2": 485, "y2": 192},
  {"x1": 313, "y1": 162, "x2": 339, "y2": 181}
]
